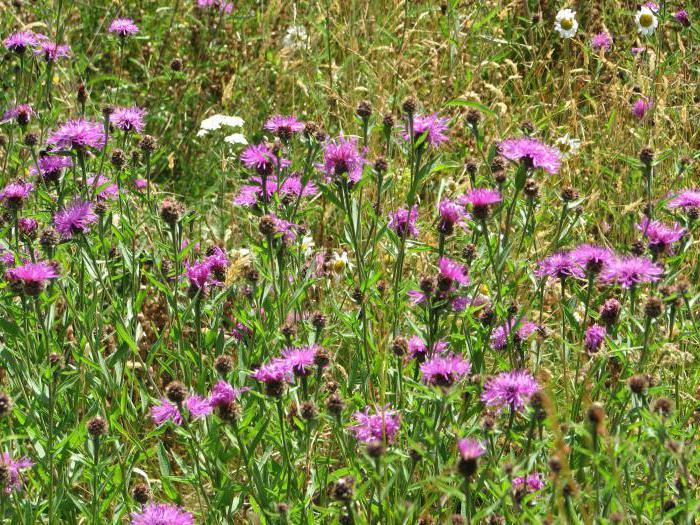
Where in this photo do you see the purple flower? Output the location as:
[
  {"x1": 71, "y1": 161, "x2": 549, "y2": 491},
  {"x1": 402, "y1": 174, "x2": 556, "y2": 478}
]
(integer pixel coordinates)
[
  {"x1": 668, "y1": 189, "x2": 700, "y2": 210},
  {"x1": 205, "y1": 246, "x2": 228, "y2": 278},
  {"x1": 674, "y1": 10, "x2": 691, "y2": 27},
  {"x1": 109, "y1": 18, "x2": 139, "y2": 37},
  {"x1": 591, "y1": 32, "x2": 612, "y2": 51},
  {"x1": 481, "y1": 370, "x2": 540, "y2": 412},
  {"x1": 320, "y1": 136, "x2": 366, "y2": 183},
  {"x1": 584, "y1": 325, "x2": 606, "y2": 353},
  {"x1": 420, "y1": 353, "x2": 471, "y2": 387},
  {"x1": 35, "y1": 41, "x2": 71, "y2": 61},
  {"x1": 5, "y1": 261, "x2": 58, "y2": 296},
  {"x1": 438, "y1": 199, "x2": 467, "y2": 232},
  {"x1": 47, "y1": 119, "x2": 106, "y2": 151},
  {"x1": 459, "y1": 188, "x2": 502, "y2": 220},
  {"x1": 1, "y1": 104, "x2": 34, "y2": 124},
  {"x1": 438, "y1": 257, "x2": 470, "y2": 286},
  {"x1": 637, "y1": 217, "x2": 685, "y2": 255},
  {"x1": 0, "y1": 181, "x2": 34, "y2": 209},
  {"x1": 18, "y1": 218, "x2": 38, "y2": 236},
  {"x1": 110, "y1": 106, "x2": 146, "y2": 133},
  {"x1": 251, "y1": 360, "x2": 292, "y2": 384},
  {"x1": 631, "y1": 46, "x2": 646, "y2": 56},
  {"x1": 29, "y1": 155, "x2": 73, "y2": 180},
  {"x1": 535, "y1": 252, "x2": 585, "y2": 280},
  {"x1": 350, "y1": 406, "x2": 400, "y2": 444},
  {"x1": 131, "y1": 502, "x2": 193, "y2": 525},
  {"x1": 209, "y1": 381, "x2": 249, "y2": 408},
  {"x1": 278, "y1": 345, "x2": 318, "y2": 376},
  {"x1": 185, "y1": 260, "x2": 213, "y2": 290},
  {"x1": 150, "y1": 398, "x2": 183, "y2": 426},
  {"x1": 388, "y1": 206, "x2": 419, "y2": 238},
  {"x1": 499, "y1": 138, "x2": 561, "y2": 174},
  {"x1": 404, "y1": 113, "x2": 450, "y2": 148},
  {"x1": 490, "y1": 318, "x2": 538, "y2": 350},
  {"x1": 53, "y1": 200, "x2": 98, "y2": 239},
  {"x1": 197, "y1": 0, "x2": 234, "y2": 13},
  {"x1": 233, "y1": 175, "x2": 317, "y2": 206},
  {"x1": 601, "y1": 256, "x2": 663, "y2": 288},
  {"x1": 570, "y1": 244, "x2": 615, "y2": 275},
  {"x1": 0, "y1": 452, "x2": 33, "y2": 494},
  {"x1": 457, "y1": 438, "x2": 486, "y2": 461},
  {"x1": 264, "y1": 115, "x2": 305, "y2": 137},
  {"x1": 3, "y1": 31, "x2": 39, "y2": 53},
  {"x1": 632, "y1": 98, "x2": 653, "y2": 119},
  {"x1": 186, "y1": 395, "x2": 213, "y2": 418},
  {"x1": 239, "y1": 143, "x2": 290, "y2": 176},
  {"x1": 512, "y1": 473, "x2": 545, "y2": 493},
  {"x1": 87, "y1": 174, "x2": 119, "y2": 200}
]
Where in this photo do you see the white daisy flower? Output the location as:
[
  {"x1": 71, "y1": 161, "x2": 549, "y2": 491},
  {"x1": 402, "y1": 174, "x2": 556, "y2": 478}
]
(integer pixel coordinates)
[
  {"x1": 555, "y1": 134, "x2": 581, "y2": 159},
  {"x1": 198, "y1": 114, "x2": 244, "y2": 136},
  {"x1": 330, "y1": 251, "x2": 352, "y2": 279},
  {"x1": 635, "y1": 6, "x2": 658, "y2": 36},
  {"x1": 301, "y1": 235, "x2": 315, "y2": 258},
  {"x1": 282, "y1": 24, "x2": 308, "y2": 51},
  {"x1": 554, "y1": 8, "x2": 578, "y2": 39}
]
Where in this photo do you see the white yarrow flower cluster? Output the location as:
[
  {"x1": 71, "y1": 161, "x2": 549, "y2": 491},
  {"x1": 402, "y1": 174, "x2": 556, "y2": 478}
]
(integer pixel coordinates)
[
  {"x1": 554, "y1": 9, "x2": 578, "y2": 39},
  {"x1": 282, "y1": 25, "x2": 308, "y2": 51},
  {"x1": 635, "y1": 6, "x2": 659, "y2": 36},
  {"x1": 198, "y1": 114, "x2": 244, "y2": 136}
]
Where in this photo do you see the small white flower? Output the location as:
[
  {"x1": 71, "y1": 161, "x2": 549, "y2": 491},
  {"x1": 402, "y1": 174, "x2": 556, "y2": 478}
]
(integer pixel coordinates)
[
  {"x1": 555, "y1": 134, "x2": 581, "y2": 159},
  {"x1": 330, "y1": 251, "x2": 352, "y2": 278},
  {"x1": 554, "y1": 8, "x2": 578, "y2": 39},
  {"x1": 198, "y1": 114, "x2": 244, "y2": 136},
  {"x1": 301, "y1": 235, "x2": 315, "y2": 257},
  {"x1": 282, "y1": 24, "x2": 308, "y2": 51},
  {"x1": 224, "y1": 133, "x2": 248, "y2": 146},
  {"x1": 635, "y1": 6, "x2": 658, "y2": 36}
]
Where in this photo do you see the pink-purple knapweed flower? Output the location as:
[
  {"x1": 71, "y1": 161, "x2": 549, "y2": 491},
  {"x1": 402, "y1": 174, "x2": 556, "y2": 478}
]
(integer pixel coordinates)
[
  {"x1": 110, "y1": 106, "x2": 146, "y2": 133},
  {"x1": 208, "y1": 381, "x2": 249, "y2": 408},
  {"x1": 404, "y1": 113, "x2": 450, "y2": 148},
  {"x1": 185, "y1": 395, "x2": 213, "y2": 418},
  {"x1": 512, "y1": 473, "x2": 545, "y2": 493},
  {"x1": 197, "y1": 0, "x2": 234, "y2": 14},
  {"x1": 459, "y1": 188, "x2": 502, "y2": 220},
  {"x1": 0, "y1": 452, "x2": 33, "y2": 494},
  {"x1": 535, "y1": 252, "x2": 585, "y2": 280},
  {"x1": 0, "y1": 181, "x2": 34, "y2": 209},
  {"x1": 264, "y1": 115, "x2": 305, "y2": 137},
  {"x1": 35, "y1": 41, "x2": 71, "y2": 61},
  {"x1": 234, "y1": 174, "x2": 317, "y2": 206},
  {"x1": 388, "y1": 206, "x2": 419, "y2": 238},
  {"x1": 320, "y1": 136, "x2": 366, "y2": 183},
  {"x1": 150, "y1": 398, "x2": 183, "y2": 426},
  {"x1": 185, "y1": 260, "x2": 216, "y2": 291},
  {"x1": 350, "y1": 406, "x2": 400, "y2": 444},
  {"x1": 130, "y1": 502, "x2": 193, "y2": 525},
  {"x1": 87, "y1": 174, "x2": 119, "y2": 200},
  {"x1": 109, "y1": 18, "x2": 139, "y2": 37},
  {"x1": 438, "y1": 257, "x2": 470, "y2": 286},
  {"x1": 499, "y1": 137, "x2": 561, "y2": 174},
  {"x1": 278, "y1": 345, "x2": 318, "y2": 376},
  {"x1": 5, "y1": 261, "x2": 58, "y2": 296},
  {"x1": 584, "y1": 325, "x2": 606, "y2": 353},
  {"x1": 47, "y1": 119, "x2": 106, "y2": 151},
  {"x1": 1, "y1": 104, "x2": 34, "y2": 125},
  {"x1": 601, "y1": 256, "x2": 663, "y2": 288},
  {"x1": 251, "y1": 360, "x2": 292, "y2": 384},
  {"x1": 29, "y1": 155, "x2": 73, "y2": 181},
  {"x1": 674, "y1": 10, "x2": 691, "y2": 27},
  {"x1": 632, "y1": 98, "x2": 653, "y2": 120},
  {"x1": 53, "y1": 200, "x2": 98, "y2": 239},
  {"x1": 18, "y1": 218, "x2": 38, "y2": 237},
  {"x1": 570, "y1": 244, "x2": 615, "y2": 276},
  {"x1": 481, "y1": 370, "x2": 540, "y2": 412},
  {"x1": 420, "y1": 353, "x2": 471, "y2": 387},
  {"x1": 490, "y1": 319, "x2": 539, "y2": 350},
  {"x1": 637, "y1": 217, "x2": 685, "y2": 255},
  {"x1": 438, "y1": 198, "x2": 467, "y2": 233},
  {"x1": 456, "y1": 438, "x2": 486, "y2": 477},
  {"x1": 668, "y1": 189, "x2": 700, "y2": 211},
  {"x1": 591, "y1": 32, "x2": 612, "y2": 51},
  {"x1": 3, "y1": 31, "x2": 39, "y2": 53}
]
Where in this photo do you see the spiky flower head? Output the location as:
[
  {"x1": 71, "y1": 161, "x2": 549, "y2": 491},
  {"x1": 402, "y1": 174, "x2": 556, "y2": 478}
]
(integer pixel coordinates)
[
  {"x1": 110, "y1": 106, "x2": 147, "y2": 133},
  {"x1": 481, "y1": 370, "x2": 540, "y2": 413},
  {"x1": 130, "y1": 502, "x2": 193, "y2": 525},
  {"x1": 53, "y1": 200, "x2": 98, "y2": 239},
  {"x1": 109, "y1": 18, "x2": 140, "y2": 37},
  {"x1": 47, "y1": 119, "x2": 106, "y2": 151},
  {"x1": 349, "y1": 405, "x2": 401, "y2": 444},
  {"x1": 499, "y1": 138, "x2": 561, "y2": 174}
]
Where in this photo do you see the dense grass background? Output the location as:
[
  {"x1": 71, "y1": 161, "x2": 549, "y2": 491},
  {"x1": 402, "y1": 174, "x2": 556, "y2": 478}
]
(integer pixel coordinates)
[{"x1": 0, "y1": 1, "x2": 699, "y2": 524}]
